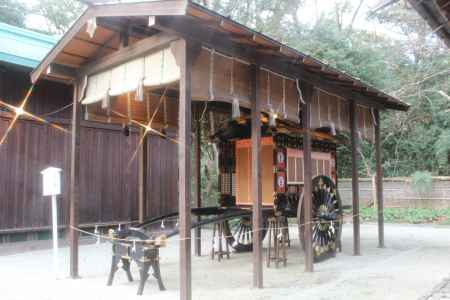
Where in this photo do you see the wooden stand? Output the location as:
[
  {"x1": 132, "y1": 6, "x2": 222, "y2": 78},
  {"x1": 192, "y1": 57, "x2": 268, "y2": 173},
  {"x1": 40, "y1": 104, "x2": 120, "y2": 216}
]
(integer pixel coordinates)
[
  {"x1": 266, "y1": 215, "x2": 288, "y2": 268},
  {"x1": 107, "y1": 231, "x2": 166, "y2": 296},
  {"x1": 211, "y1": 221, "x2": 230, "y2": 261}
]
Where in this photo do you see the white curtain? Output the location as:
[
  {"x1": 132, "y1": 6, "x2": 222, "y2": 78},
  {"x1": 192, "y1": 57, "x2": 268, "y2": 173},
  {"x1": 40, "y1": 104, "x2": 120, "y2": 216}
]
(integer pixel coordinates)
[{"x1": 81, "y1": 47, "x2": 180, "y2": 105}]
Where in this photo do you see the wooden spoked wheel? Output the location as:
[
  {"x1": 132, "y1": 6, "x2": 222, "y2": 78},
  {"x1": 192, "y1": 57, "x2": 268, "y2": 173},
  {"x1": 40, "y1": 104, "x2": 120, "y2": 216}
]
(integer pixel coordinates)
[
  {"x1": 298, "y1": 176, "x2": 342, "y2": 262},
  {"x1": 223, "y1": 216, "x2": 268, "y2": 252}
]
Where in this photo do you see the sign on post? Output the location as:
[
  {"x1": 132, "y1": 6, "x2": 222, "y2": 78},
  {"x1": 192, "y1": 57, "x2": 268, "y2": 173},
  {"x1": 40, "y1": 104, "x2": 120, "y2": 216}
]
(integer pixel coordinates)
[
  {"x1": 41, "y1": 167, "x2": 62, "y2": 279},
  {"x1": 42, "y1": 167, "x2": 61, "y2": 196}
]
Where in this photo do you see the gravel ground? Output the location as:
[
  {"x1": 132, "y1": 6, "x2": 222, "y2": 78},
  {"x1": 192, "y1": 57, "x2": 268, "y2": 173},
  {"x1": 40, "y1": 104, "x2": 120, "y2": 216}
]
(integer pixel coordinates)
[
  {"x1": 422, "y1": 277, "x2": 450, "y2": 300},
  {"x1": 1, "y1": 223, "x2": 450, "y2": 300}
]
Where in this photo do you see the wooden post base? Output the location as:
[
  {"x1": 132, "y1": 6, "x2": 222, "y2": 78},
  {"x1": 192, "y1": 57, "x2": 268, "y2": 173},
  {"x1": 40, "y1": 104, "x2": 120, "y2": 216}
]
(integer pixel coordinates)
[
  {"x1": 211, "y1": 221, "x2": 230, "y2": 261},
  {"x1": 266, "y1": 216, "x2": 288, "y2": 268}
]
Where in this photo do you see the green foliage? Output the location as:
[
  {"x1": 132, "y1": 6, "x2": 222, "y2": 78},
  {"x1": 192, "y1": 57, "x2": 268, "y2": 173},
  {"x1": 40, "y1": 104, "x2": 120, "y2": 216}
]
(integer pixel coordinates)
[
  {"x1": 2, "y1": 0, "x2": 448, "y2": 178},
  {"x1": 434, "y1": 131, "x2": 450, "y2": 173},
  {"x1": 200, "y1": 142, "x2": 220, "y2": 207},
  {"x1": 410, "y1": 171, "x2": 433, "y2": 194},
  {"x1": 196, "y1": 0, "x2": 450, "y2": 178},
  {"x1": 0, "y1": 0, "x2": 27, "y2": 27},
  {"x1": 360, "y1": 207, "x2": 450, "y2": 224},
  {"x1": 31, "y1": 0, "x2": 85, "y2": 34}
]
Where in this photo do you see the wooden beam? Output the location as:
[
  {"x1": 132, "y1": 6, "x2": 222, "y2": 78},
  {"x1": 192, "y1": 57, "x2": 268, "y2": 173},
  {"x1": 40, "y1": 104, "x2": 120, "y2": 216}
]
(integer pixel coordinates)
[
  {"x1": 69, "y1": 81, "x2": 82, "y2": 278},
  {"x1": 73, "y1": 36, "x2": 118, "y2": 51},
  {"x1": 46, "y1": 63, "x2": 77, "y2": 81},
  {"x1": 301, "y1": 81, "x2": 314, "y2": 272},
  {"x1": 194, "y1": 118, "x2": 202, "y2": 257},
  {"x1": 250, "y1": 64, "x2": 263, "y2": 288},
  {"x1": 119, "y1": 24, "x2": 130, "y2": 49},
  {"x1": 138, "y1": 131, "x2": 148, "y2": 223},
  {"x1": 408, "y1": 0, "x2": 450, "y2": 48},
  {"x1": 178, "y1": 39, "x2": 193, "y2": 300},
  {"x1": 31, "y1": 9, "x2": 94, "y2": 84},
  {"x1": 374, "y1": 109, "x2": 385, "y2": 248},
  {"x1": 80, "y1": 32, "x2": 179, "y2": 77},
  {"x1": 90, "y1": 0, "x2": 188, "y2": 18},
  {"x1": 152, "y1": 16, "x2": 408, "y2": 111},
  {"x1": 350, "y1": 100, "x2": 361, "y2": 256}
]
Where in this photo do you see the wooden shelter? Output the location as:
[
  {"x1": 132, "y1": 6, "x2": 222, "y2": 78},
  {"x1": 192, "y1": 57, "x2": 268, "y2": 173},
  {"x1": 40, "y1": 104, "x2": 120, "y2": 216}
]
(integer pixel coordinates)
[{"x1": 30, "y1": 1, "x2": 409, "y2": 299}]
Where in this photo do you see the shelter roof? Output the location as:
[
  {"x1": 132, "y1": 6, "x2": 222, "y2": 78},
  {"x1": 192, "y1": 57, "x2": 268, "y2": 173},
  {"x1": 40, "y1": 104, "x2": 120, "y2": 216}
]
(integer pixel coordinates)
[{"x1": 31, "y1": 0, "x2": 409, "y2": 111}]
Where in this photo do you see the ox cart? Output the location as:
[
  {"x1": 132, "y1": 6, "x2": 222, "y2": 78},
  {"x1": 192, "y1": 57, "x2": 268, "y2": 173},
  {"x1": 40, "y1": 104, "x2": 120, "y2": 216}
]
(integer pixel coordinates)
[{"x1": 108, "y1": 116, "x2": 343, "y2": 293}]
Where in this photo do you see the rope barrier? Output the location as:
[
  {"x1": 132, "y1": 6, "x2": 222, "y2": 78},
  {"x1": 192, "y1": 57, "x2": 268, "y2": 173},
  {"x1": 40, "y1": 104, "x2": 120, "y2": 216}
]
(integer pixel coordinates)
[
  {"x1": 69, "y1": 211, "x2": 364, "y2": 246},
  {"x1": 40, "y1": 103, "x2": 73, "y2": 117}
]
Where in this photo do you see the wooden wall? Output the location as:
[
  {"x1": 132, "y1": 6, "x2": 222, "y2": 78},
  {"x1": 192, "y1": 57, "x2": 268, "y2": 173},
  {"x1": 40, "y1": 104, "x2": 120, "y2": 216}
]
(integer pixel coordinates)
[{"x1": 0, "y1": 65, "x2": 178, "y2": 233}]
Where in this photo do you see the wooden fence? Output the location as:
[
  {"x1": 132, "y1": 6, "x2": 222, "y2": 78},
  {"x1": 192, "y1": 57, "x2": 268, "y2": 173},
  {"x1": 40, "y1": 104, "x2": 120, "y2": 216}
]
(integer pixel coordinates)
[
  {"x1": 338, "y1": 177, "x2": 450, "y2": 209},
  {"x1": 0, "y1": 117, "x2": 179, "y2": 234}
]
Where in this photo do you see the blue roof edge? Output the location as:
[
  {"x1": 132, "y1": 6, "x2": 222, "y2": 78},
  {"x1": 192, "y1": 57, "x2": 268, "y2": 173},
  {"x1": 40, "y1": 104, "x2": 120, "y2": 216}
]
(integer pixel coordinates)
[
  {"x1": 0, "y1": 22, "x2": 59, "y2": 69},
  {"x1": 0, "y1": 22, "x2": 59, "y2": 44}
]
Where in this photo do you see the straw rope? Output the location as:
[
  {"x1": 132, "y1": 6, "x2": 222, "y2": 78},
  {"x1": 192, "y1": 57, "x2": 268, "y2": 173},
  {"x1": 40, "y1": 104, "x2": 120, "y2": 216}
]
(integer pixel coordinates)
[{"x1": 69, "y1": 211, "x2": 363, "y2": 245}]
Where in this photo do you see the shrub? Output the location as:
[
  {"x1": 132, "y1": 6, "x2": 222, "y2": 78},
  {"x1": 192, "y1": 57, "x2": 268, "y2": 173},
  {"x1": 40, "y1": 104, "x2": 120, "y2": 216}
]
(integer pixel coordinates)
[{"x1": 410, "y1": 171, "x2": 433, "y2": 194}]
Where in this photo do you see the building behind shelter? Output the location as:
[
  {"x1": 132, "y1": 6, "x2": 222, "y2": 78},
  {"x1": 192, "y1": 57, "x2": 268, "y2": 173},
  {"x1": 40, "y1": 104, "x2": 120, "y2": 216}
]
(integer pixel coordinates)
[{"x1": 0, "y1": 22, "x2": 178, "y2": 243}]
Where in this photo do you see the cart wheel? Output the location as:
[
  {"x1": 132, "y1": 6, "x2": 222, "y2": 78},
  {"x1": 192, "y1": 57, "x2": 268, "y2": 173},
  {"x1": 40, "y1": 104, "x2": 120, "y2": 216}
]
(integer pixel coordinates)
[
  {"x1": 298, "y1": 176, "x2": 343, "y2": 262},
  {"x1": 223, "y1": 216, "x2": 268, "y2": 252}
]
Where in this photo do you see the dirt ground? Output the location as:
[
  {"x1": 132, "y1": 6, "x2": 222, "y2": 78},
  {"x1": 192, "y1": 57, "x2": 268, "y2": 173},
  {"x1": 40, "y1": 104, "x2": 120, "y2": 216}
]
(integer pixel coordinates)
[{"x1": 1, "y1": 223, "x2": 450, "y2": 300}]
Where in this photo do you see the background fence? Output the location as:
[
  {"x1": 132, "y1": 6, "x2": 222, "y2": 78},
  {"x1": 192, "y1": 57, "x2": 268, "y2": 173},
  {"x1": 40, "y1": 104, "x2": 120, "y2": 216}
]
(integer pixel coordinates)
[{"x1": 338, "y1": 177, "x2": 450, "y2": 209}]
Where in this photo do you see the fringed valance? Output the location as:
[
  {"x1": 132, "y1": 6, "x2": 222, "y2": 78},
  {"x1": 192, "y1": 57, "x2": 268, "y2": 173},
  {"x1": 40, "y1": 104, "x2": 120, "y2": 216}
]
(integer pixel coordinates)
[
  {"x1": 82, "y1": 45, "x2": 180, "y2": 105},
  {"x1": 81, "y1": 44, "x2": 375, "y2": 141}
]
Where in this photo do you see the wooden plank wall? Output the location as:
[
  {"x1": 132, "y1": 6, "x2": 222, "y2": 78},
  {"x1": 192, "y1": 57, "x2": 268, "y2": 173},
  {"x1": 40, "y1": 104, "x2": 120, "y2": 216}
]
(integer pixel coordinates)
[{"x1": 0, "y1": 67, "x2": 178, "y2": 233}]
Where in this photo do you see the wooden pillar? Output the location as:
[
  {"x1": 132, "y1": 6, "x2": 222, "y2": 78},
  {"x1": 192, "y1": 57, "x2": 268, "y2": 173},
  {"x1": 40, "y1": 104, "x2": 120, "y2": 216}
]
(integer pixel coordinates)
[
  {"x1": 350, "y1": 100, "x2": 361, "y2": 256},
  {"x1": 374, "y1": 109, "x2": 384, "y2": 248},
  {"x1": 194, "y1": 118, "x2": 202, "y2": 257},
  {"x1": 179, "y1": 39, "x2": 193, "y2": 300},
  {"x1": 301, "y1": 82, "x2": 314, "y2": 272},
  {"x1": 69, "y1": 82, "x2": 81, "y2": 278},
  {"x1": 138, "y1": 132, "x2": 148, "y2": 223},
  {"x1": 251, "y1": 64, "x2": 263, "y2": 288}
]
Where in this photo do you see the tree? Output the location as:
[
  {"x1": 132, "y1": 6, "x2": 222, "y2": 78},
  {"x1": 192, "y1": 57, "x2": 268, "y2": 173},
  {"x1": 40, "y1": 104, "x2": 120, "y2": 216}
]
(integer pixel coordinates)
[
  {"x1": 0, "y1": 0, "x2": 27, "y2": 27},
  {"x1": 193, "y1": 0, "x2": 305, "y2": 41},
  {"x1": 32, "y1": 0, "x2": 85, "y2": 34},
  {"x1": 194, "y1": 0, "x2": 450, "y2": 178}
]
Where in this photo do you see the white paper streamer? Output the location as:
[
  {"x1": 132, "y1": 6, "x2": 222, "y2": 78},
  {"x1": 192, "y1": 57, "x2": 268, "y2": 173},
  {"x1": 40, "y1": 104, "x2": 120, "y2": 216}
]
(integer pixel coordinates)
[
  {"x1": 232, "y1": 97, "x2": 241, "y2": 119},
  {"x1": 296, "y1": 79, "x2": 306, "y2": 105},
  {"x1": 231, "y1": 59, "x2": 241, "y2": 119},
  {"x1": 86, "y1": 17, "x2": 97, "y2": 38},
  {"x1": 94, "y1": 225, "x2": 100, "y2": 245},
  {"x1": 135, "y1": 78, "x2": 145, "y2": 102}
]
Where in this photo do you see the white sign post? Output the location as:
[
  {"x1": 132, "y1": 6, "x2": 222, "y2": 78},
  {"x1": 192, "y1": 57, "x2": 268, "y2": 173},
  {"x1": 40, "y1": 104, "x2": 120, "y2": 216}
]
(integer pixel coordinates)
[{"x1": 41, "y1": 167, "x2": 62, "y2": 279}]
